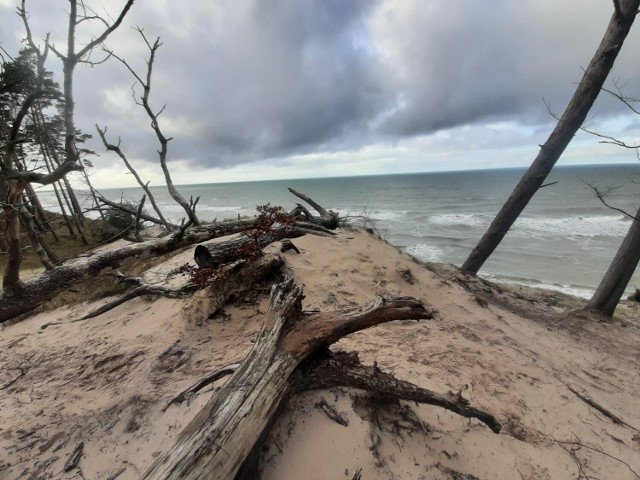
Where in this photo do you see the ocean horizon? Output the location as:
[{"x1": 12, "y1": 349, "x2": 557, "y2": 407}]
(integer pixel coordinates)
[{"x1": 37, "y1": 163, "x2": 640, "y2": 299}]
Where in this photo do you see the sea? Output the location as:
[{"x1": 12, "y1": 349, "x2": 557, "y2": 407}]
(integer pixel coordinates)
[{"x1": 36, "y1": 164, "x2": 640, "y2": 299}]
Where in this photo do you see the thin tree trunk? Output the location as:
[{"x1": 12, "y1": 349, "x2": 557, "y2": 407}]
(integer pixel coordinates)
[
  {"x1": 2, "y1": 182, "x2": 26, "y2": 289},
  {"x1": 19, "y1": 203, "x2": 57, "y2": 269},
  {"x1": 62, "y1": 175, "x2": 85, "y2": 225},
  {"x1": 38, "y1": 134, "x2": 76, "y2": 237},
  {"x1": 587, "y1": 205, "x2": 640, "y2": 316},
  {"x1": 24, "y1": 182, "x2": 59, "y2": 240},
  {"x1": 80, "y1": 167, "x2": 106, "y2": 222},
  {"x1": 462, "y1": 1, "x2": 640, "y2": 274}
]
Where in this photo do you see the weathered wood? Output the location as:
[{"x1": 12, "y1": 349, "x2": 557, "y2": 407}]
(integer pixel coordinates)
[
  {"x1": 193, "y1": 224, "x2": 334, "y2": 268},
  {"x1": 280, "y1": 239, "x2": 300, "y2": 254},
  {"x1": 288, "y1": 187, "x2": 339, "y2": 229},
  {"x1": 140, "y1": 279, "x2": 500, "y2": 480},
  {"x1": 0, "y1": 219, "x2": 256, "y2": 324}
]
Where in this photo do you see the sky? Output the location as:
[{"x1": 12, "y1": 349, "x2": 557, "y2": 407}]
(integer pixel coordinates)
[{"x1": 1, "y1": 0, "x2": 640, "y2": 188}]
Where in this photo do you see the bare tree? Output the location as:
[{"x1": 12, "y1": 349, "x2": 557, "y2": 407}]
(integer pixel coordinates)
[
  {"x1": 462, "y1": 0, "x2": 640, "y2": 274},
  {"x1": 0, "y1": 0, "x2": 135, "y2": 290},
  {"x1": 579, "y1": 87, "x2": 640, "y2": 316},
  {"x1": 100, "y1": 29, "x2": 201, "y2": 227}
]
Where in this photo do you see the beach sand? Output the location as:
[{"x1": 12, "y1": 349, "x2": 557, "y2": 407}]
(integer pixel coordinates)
[{"x1": 1, "y1": 226, "x2": 639, "y2": 479}]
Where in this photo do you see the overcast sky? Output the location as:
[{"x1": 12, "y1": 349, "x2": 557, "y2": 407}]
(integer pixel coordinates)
[{"x1": 2, "y1": 0, "x2": 640, "y2": 188}]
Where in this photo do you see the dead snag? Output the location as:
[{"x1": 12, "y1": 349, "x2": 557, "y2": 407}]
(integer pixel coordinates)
[
  {"x1": 288, "y1": 187, "x2": 339, "y2": 229},
  {"x1": 140, "y1": 279, "x2": 500, "y2": 480}
]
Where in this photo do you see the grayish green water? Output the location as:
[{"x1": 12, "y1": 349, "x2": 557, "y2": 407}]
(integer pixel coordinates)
[{"x1": 41, "y1": 164, "x2": 640, "y2": 298}]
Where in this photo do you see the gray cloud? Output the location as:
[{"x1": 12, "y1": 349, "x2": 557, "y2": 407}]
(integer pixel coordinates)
[{"x1": 3, "y1": 0, "x2": 640, "y2": 177}]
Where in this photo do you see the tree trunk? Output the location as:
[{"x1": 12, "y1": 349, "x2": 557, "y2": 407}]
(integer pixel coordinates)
[
  {"x1": 462, "y1": 1, "x2": 640, "y2": 274},
  {"x1": 193, "y1": 224, "x2": 332, "y2": 268},
  {"x1": 587, "y1": 205, "x2": 640, "y2": 316},
  {"x1": 2, "y1": 181, "x2": 25, "y2": 289},
  {"x1": 0, "y1": 220, "x2": 326, "y2": 323},
  {"x1": 140, "y1": 279, "x2": 499, "y2": 480}
]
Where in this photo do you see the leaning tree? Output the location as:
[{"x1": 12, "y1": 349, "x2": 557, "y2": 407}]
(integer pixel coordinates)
[
  {"x1": 462, "y1": 0, "x2": 640, "y2": 274},
  {"x1": 580, "y1": 85, "x2": 640, "y2": 316}
]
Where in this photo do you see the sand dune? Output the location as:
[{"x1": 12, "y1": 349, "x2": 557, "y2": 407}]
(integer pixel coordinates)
[{"x1": 1, "y1": 226, "x2": 639, "y2": 479}]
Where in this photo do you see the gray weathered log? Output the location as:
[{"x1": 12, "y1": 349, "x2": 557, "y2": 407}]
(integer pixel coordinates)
[
  {"x1": 140, "y1": 279, "x2": 499, "y2": 480},
  {"x1": 288, "y1": 187, "x2": 339, "y2": 229},
  {"x1": 193, "y1": 224, "x2": 334, "y2": 268},
  {"x1": 0, "y1": 219, "x2": 257, "y2": 324}
]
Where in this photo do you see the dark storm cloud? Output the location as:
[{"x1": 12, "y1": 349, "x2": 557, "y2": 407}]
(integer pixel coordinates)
[
  {"x1": 3, "y1": 0, "x2": 640, "y2": 174},
  {"x1": 116, "y1": 0, "x2": 387, "y2": 166},
  {"x1": 369, "y1": 0, "x2": 640, "y2": 135}
]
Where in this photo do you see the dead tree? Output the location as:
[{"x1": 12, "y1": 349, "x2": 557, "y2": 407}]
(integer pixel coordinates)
[
  {"x1": 462, "y1": 0, "x2": 640, "y2": 274},
  {"x1": 289, "y1": 187, "x2": 339, "y2": 229},
  {"x1": 95, "y1": 124, "x2": 175, "y2": 230},
  {"x1": 0, "y1": 218, "x2": 327, "y2": 323},
  {"x1": 101, "y1": 29, "x2": 200, "y2": 227},
  {"x1": 1, "y1": 0, "x2": 135, "y2": 290},
  {"x1": 140, "y1": 278, "x2": 500, "y2": 479}
]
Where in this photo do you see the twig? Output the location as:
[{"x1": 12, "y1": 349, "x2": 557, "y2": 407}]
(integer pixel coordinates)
[
  {"x1": 105, "y1": 466, "x2": 127, "y2": 480},
  {"x1": 162, "y1": 364, "x2": 240, "y2": 412},
  {"x1": 565, "y1": 383, "x2": 640, "y2": 432},
  {"x1": 64, "y1": 441, "x2": 84, "y2": 471},
  {"x1": 314, "y1": 397, "x2": 349, "y2": 427},
  {"x1": 556, "y1": 434, "x2": 640, "y2": 479}
]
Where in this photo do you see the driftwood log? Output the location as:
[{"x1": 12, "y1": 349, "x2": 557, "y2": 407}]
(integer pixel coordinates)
[
  {"x1": 0, "y1": 218, "x2": 263, "y2": 324},
  {"x1": 140, "y1": 279, "x2": 500, "y2": 480},
  {"x1": 288, "y1": 187, "x2": 339, "y2": 229},
  {"x1": 193, "y1": 224, "x2": 334, "y2": 268}
]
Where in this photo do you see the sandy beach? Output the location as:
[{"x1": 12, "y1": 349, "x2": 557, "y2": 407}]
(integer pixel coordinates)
[{"x1": 1, "y1": 226, "x2": 639, "y2": 479}]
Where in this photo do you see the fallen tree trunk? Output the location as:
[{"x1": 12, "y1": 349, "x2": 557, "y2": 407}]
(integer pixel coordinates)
[
  {"x1": 0, "y1": 219, "x2": 301, "y2": 324},
  {"x1": 140, "y1": 279, "x2": 500, "y2": 480},
  {"x1": 193, "y1": 224, "x2": 335, "y2": 268},
  {"x1": 288, "y1": 187, "x2": 339, "y2": 229}
]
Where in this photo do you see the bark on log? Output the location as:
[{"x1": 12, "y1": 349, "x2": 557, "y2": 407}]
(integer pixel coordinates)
[
  {"x1": 0, "y1": 219, "x2": 260, "y2": 324},
  {"x1": 140, "y1": 279, "x2": 500, "y2": 480},
  {"x1": 587, "y1": 205, "x2": 640, "y2": 316},
  {"x1": 193, "y1": 224, "x2": 334, "y2": 268}
]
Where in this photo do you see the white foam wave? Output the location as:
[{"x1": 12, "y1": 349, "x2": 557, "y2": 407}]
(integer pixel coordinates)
[
  {"x1": 480, "y1": 273, "x2": 594, "y2": 299},
  {"x1": 197, "y1": 205, "x2": 243, "y2": 212},
  {"x1": 428, "y1": 213, "x2": 486, "y2": 227},
  {"x1": 514, "y1": 215, "x2": 630, "y2": 238},
  {"x1": 404, "y1": 244, "x2": 444, "y2": 262},
  {"x1": 370, "y1": 210, "x2": 406, "y2": 221}
]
